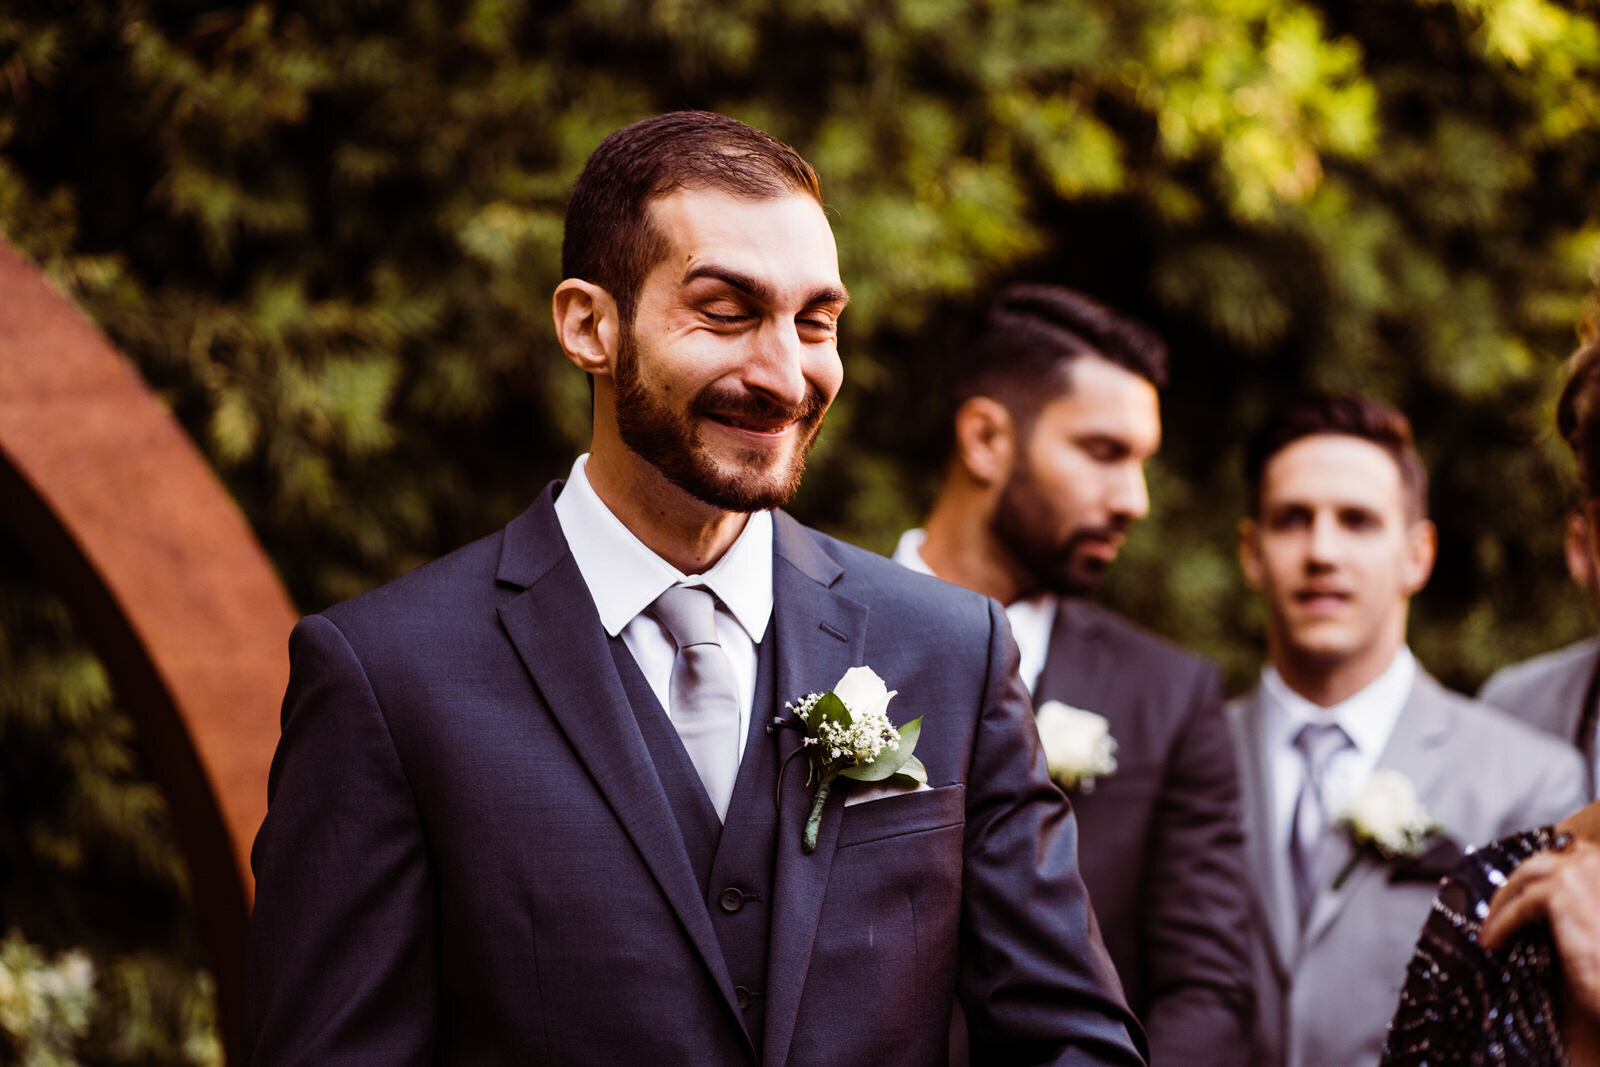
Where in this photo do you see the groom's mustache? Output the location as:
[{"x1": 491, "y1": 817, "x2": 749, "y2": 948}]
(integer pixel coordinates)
[{"x1": 691, "y1": 385, "x2": 830, "y2": 428}]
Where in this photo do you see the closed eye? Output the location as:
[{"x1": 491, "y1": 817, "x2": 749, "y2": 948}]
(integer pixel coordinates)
[{"x1": 797, "y1": 316, "x2": 838, "y2": 338}]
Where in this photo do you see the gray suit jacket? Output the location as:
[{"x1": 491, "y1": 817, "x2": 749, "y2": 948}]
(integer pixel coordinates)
[
  {"x1": 1228, "y1": 672, "x2": 1587, "y2": 1067},
  {"x1": 1478, "y1": 636, "x2": 1598, "y2": 796}
]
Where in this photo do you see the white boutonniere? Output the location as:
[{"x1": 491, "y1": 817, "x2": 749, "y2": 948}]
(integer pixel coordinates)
[
  {"x1": 1035, "y1": 701, "x2": 1118, "y2": 793},
  {"x1": 772, "y1": 666, "x2": 926, "y2": 853},
  {"x1": 1331, "y1": 769, "x2": 1446, "y2": 888}
]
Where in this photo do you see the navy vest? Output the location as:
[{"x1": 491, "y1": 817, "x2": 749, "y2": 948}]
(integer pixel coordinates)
[{"x1": 609, "y1": 634, "x2": 781, "y2": 1059}]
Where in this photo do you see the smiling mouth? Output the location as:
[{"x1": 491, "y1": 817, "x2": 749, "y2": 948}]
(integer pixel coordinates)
[{"x1": 706, "y1": 412, "x2": 794, "y2": 436}]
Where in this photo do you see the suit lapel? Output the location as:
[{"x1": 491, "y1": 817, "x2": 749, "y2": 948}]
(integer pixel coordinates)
[
  {"x1": 1233, "y1": 688, "x2": 1297, "y2": 980},
  {"x1": 761, "y1": 512, "x2": 868, "y2": 1067},
  {"x1": 1557, "y1": 647, "x2": 1595, "y2": 742},
  {"x1": 492, "y1": 489, "x2": 749, "y2": 1045},
  {"x1": 1032, "y1": 600, "x2": 1110, "y2": 707},
  {"x1": 1301, "y1": 673, "x2": 1451, "y2": 954}
]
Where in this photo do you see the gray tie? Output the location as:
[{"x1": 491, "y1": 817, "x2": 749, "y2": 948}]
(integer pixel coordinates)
[
  {"x1": 648, "y1": 584, "x2": 741, "y2": 821},
  {"x1": 1289, "y1": 720, "x2": 1353, "y2": 926}
]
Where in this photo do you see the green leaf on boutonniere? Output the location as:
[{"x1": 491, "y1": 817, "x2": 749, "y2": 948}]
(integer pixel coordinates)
[
  {"x1": 840, "y1": 717, "x2": 926, "y2": 784},
  {"x1": 814, "y1": 691, "x2": 852, "y2": 730}
]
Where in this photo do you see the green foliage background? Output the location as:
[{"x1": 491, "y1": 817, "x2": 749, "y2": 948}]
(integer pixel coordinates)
[{"x1": 4, "y1": 0, "x2": 1600, "y2": 1057}]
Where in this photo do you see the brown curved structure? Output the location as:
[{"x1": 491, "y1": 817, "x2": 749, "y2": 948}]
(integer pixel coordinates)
[{"x1": 0, "y1": 238, "x2": 294, "y2": 1064}]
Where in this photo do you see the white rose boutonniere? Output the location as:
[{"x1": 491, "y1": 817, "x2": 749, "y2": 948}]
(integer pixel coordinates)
[
  {"x1": 1035, "y1": 701, "x2": 1118, "y2": 793},
  {"x1": 773, "y1": 666, "x2": 926, "y2": 854},
  {"x1": 1331, "y1": 769, "x2": 1445, "y2": 888}
]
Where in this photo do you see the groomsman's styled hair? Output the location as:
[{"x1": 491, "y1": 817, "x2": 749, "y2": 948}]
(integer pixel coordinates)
[
  {"x1": 561, "y1": 111, "x2": 822, "y2": 324},
  {"x1": 1557, "y1": 322, "x2": 1600, "y2": 501},
  {"x1": 1244, "y1": 393, "x2": 1430, "y2": 521},
  {"x1": 950, "y1": 283, "x2": 1169, "y2": 435}
]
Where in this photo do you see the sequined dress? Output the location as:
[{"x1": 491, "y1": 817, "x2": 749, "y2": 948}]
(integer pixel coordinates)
[{"x1": 1381, "y1": 825, "x2": 1567, "y2": 1066}]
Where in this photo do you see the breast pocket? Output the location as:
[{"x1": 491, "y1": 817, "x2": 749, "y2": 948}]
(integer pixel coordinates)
[
  {"x1": 835, "y1": 782, "x2": 965, "y2": 849},
  {"x1": 808, "y1": 784, "x2": 967, "y2": 1039}
]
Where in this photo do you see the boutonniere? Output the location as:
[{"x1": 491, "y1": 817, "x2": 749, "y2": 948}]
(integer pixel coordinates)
[
  {"x1": 1035, "y1": 701, "x2": 1118, "y2": 793},
  {"x1": 773, "y1": 666, "x2": 926, "y2": 853},
  {"x1": 1331, "y1": 769, "x2": 1446, "y2": 888}
]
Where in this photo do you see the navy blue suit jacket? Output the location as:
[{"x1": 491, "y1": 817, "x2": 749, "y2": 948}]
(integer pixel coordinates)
[
  {"x1": 1033, "y1": 601, "x2": 1252, "y2": 1065},
  {"x1": 242, "y1": 483, "x2": 1145, "y2": 1065}
]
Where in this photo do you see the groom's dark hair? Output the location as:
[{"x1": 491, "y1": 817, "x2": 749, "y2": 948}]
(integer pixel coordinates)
[
  {"x1": 1245, "y1": 393, "x2": 1429, "y2": 522},
  {"x1": 562, "y1": 111, "x2": 822, "y2": 326},
  {"x1": 948, "y1": 284, "x2": 1169, "y2": 440}
]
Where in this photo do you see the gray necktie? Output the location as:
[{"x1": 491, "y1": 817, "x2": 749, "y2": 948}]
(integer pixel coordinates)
[
  {"x1": 1289, "y1": 720, "x2": 1353, "y2": 926},
  {"x1": 648, "y1": 584, "x2": 741, "y2": 822}
]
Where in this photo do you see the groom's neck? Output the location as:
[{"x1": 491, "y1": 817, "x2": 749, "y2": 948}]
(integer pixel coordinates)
[{"x1": 584, "y1": 447, "x2": 751, "y2": 575}]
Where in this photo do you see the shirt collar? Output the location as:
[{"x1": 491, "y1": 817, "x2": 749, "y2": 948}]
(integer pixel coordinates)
[
  {"x1": 892, "y1": 528, "x2": 935, "y2": 576},
  {"x1": 553, "y1": 454, "x2": 773, "y2": 642},
  {"x1": 1261, "y1": 645, "x2": 1417, "y2": 758},
  {"x1": 895, "y1": 527, "x2": 1058, "y2": 685},
  {"x1": 895, "y1": 526, "x2": 1057, "y2": 614}
]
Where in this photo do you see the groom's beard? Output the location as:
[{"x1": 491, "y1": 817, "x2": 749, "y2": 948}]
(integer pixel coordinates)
[{"x1": 612, "y1": 324, "x2": 830, "y2": 513}]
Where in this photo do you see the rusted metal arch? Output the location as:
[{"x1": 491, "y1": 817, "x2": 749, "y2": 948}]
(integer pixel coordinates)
[{"x1": 0, "y1": 238, "x2": 294, "y2": 1065}]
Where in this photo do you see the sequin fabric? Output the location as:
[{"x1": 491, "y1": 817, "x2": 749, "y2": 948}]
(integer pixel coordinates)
[{"x1": 1380, "y1": 826, "x2": 1567, "y2": 1066}]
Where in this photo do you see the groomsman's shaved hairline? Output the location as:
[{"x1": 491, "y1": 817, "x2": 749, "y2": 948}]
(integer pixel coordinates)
[{"x1": 946, "y1": 283, "x2": 1168, "y2": 445}]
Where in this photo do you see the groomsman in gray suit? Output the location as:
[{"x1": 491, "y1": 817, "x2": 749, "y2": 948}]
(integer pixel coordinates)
[
  {"x1": 1230, "y1": 393, "x2": 1588, "y2": 1067},
  {"x1": 897, "y1": 284, "x2": 1253, "y2": 1065},
  {"x1": 1481, "y1": 338, "x2": 1600, "y2": 796}
]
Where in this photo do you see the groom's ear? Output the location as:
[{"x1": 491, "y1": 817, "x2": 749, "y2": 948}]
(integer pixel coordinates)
[{"x1": 552, "y1": 279, "x2": 620, "y2": 378}]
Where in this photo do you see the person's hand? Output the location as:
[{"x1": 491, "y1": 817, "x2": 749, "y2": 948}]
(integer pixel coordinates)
[
  {"x1": 1481, "y1": 834, "x2": 1600, "y2": 1019},
  {"x1": 1482, "y1": 828, "x2": 1600, "y2": 1066}
]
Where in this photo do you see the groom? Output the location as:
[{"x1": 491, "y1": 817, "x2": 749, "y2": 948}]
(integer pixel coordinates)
[{"x1": 241, "y1": 111, "x2": 1145, "y2": 1065}]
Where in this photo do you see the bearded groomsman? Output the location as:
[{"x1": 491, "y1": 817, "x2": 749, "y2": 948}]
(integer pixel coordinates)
[
  {"x1": 896, "y1": 284, "x2": 1253, "y2": 1065},
  {"x1": 1230, "y1": 392, "x2": 1586, "y2": 1067}
]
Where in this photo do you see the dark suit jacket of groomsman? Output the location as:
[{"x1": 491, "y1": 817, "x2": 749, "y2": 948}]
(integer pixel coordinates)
[
  {"x1": 1032, "y1": 599, "x2": 1254, "y2": 1066},
  {"x1": 1478, "y1": 636, "x2": 1599, "y2": 797},
  {"x1": 242, "y1": 482, "x2": 1146, "y2": 1067}
]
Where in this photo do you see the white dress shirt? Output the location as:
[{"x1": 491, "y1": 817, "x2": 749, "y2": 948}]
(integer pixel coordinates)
[
  {"x1": 892, "y1": 528, "x2": 1056, "y2": 693},
  {"x1": 1260, "y1": 646, "x2": 1417, "y2": 852},
  {"x1": 553, "y1": 454, "x2": 772, "y2": 760}
]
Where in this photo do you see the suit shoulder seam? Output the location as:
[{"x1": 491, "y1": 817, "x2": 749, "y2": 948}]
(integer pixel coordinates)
[{"x1": 300, "y1": 613, "x2": 425, "y2": 806}]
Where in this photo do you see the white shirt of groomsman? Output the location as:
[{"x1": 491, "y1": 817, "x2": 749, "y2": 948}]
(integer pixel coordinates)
[{"x1": 1259, "y1": 646, "x2": 1414, "y2": 855}]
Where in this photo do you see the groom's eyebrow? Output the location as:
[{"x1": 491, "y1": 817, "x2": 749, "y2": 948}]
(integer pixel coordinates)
[{"x1": 683, "y1": 265, "x2": 850, "y2": 310}]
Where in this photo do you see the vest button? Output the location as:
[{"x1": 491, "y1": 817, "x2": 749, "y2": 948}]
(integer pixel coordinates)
[
  {"x1": 734, "y1": 985, "x2": 751, "y2": 1010},
  {"x1": 719, "y1": 887, "x2": 744, "y2": 912}
]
